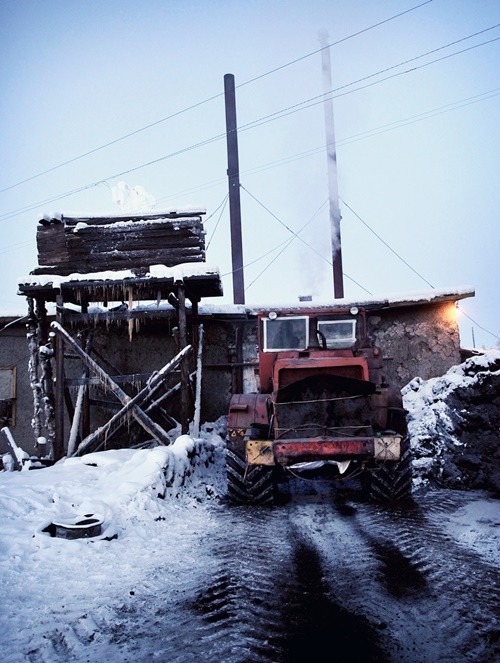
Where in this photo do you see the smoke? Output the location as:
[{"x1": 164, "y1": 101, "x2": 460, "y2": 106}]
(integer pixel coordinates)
[
  {"x1": 319, "y1": 28, "x2": 342, "y2": 258},
  {"x1": 112, "y1": 181, "x2": 156, "y2": 212}
]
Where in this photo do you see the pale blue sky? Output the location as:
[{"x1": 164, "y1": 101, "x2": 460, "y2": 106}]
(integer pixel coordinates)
[{"x1": 1, "y1": 0, "x2": 499, "y2": 348}]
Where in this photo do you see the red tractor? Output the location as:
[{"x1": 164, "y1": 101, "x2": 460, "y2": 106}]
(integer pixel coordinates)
[{"x1": 226, "y1": 306, "x2": 412, "y2": 504}]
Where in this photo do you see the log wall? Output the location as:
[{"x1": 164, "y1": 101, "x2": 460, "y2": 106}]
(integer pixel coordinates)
[{"x1": 33, "y1": 214, "x2": 206, "y2": 276}]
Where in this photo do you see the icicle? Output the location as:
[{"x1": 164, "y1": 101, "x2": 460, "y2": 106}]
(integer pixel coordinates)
[{"x1": 127, "y1": 288, "x2": 134, "y2": 341}]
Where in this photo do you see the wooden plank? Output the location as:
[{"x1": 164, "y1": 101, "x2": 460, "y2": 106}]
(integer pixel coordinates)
[
  {"x1": 36, "y1": 216, "x2": 206, "y2": 273},
  {"x1": 50, "y1": 321, "x2": 174, "y2": 448},
  {"x1": 63, "y1": 212, "x2": 205, "y2": 226},
  {"x1": 74, "y1": 344, "x2": 192, "y2": 456}
]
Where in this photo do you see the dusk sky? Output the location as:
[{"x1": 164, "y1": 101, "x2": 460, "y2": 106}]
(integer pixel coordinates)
[{"x1": 1, "y1": 0, "x2": 499, "y2": 348}]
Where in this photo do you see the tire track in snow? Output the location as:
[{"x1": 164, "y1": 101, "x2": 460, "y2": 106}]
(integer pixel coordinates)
[{"x1": 346, "y1": 492, "x2": 500, "y2": 663}]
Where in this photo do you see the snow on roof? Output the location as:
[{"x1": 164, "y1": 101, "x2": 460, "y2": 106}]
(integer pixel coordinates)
[
  {"x1": 198, "y1": 285, "x2": 475, "y2": 316},
  {"x1": 18, "y1": 262, "x2": 221, "y2": 289},
  {"x1": 40, "y1": 206, "x2": 206, "y2": 223}
]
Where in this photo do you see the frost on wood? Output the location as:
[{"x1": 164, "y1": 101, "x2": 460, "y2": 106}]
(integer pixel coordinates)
[{"x1": 33, "y1": 212, "x2": 207, "y2": 276}]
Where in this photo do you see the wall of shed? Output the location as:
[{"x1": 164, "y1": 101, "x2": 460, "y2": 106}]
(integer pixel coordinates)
[
  {"x1": 0, "y1": 323, "x2": 33, "y2": 458},
  {"x1": 366, "y1": 301, "x2": 461, "y2": 387},
  {"x1": 0, "y1": 299, "x2": 462, "y2": 458}
]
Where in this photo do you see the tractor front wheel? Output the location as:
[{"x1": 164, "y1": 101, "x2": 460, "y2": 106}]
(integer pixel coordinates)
[
  {"x1": 367, "y1": 436, "x2": 413, "y2": 502},
  {"x1": 226, "y1": 446, "x2": 275, "y2": 505}
]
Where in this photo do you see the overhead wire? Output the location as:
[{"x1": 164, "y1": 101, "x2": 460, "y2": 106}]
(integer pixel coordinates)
[
  {"x1": 152, "y1": 86, "x2": 500, "y2": 207},
  {"x1": 206, "y1": 193, "x2": 229, "y2": 250},
  {"x1": 240, "y1": 185, "x2": 372, "y2": 294},
  {"x1": 242, "y1": 201, "x2": 328, "y2": 291},
  {"x1": 233, "y1": 31, "x2": 500, "y2": 137},
  {"x1": 340, "y1": 199, "x2": 435, "y2": 289},
  {"x1": 456, "y1": 309, "x2": 499, "y2": 341},
  {"x1": 0, "y1": 0, "x2": 434, "y2": 195},
  {"x1": 2, "y1": 25, "x2": 498, "y2": 224}
]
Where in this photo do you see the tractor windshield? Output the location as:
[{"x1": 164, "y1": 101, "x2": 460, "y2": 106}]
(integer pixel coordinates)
[
  {"x1": 263, "y1": 316, "x2": 308, "y2": 351},
  {"x1": 318, "y1": 319, "x2": 356, "y2": 348}
]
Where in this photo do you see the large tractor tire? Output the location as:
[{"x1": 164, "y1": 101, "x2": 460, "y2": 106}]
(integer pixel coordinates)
[
  {"x1": 367, "y1": 436, "x2": 413, "y2": 502},
  {"x1": 226, "y1": 447, "x2": 275, "y2": 505}
]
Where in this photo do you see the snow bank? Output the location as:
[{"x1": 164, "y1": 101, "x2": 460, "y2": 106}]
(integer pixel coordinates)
[
  {"x1": 403, "y1": 350, "x2": 500, "y2": 494},
  {"x1": 0, "y1": 424, "x2": 227, "y2": 660},
  {"x1": 0, "y1": 426, "x2": 226, "y2": 560}
]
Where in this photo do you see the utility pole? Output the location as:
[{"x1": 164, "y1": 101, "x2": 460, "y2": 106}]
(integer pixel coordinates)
[
  {"x1": 320, "y1": 34, "x2": 344, "y2": 299},
  {"x1": 224, "y1": 73, "x2": 245, "y2": 305}
]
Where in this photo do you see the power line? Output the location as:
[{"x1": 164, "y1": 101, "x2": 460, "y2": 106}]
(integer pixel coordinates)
[
  {"x1": 341, "y1": 200, "x2": 435, "y2": 289},
  {"x1": 240, "y1": 186, "x2": 372, "y2": 294},
  {"x1": 234, "y1": 32, "x2": 500, "y2": 138},
  {"x1": 243, "y1": 201, "x2": 328, "y2": 291},
  {"x1": 1, "y1": 84, "x2": 497, "y2": 257},
  {"x1": 0, "y1": 0, "x2": 433, "y2": 195},
  {"x1": 1, "y1": 28, "x2": 498, "y2": 223},
  {"x1": 206, "y1": 194, "x2": 229, "y2": 250},
  {"x1": 157, "y1": 87, "x2": 499, "y2": 206},
  {"x1": 238, "y1": 0, "x2": 434, "y2": 88},
  {"x1": 457, "y1": 308, "x2": 499, "y2": 340}
]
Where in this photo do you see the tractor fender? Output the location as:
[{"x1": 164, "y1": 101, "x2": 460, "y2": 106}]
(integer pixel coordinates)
[{"x1": 227, "y1": 393, "x2": 271, "y2": 452}]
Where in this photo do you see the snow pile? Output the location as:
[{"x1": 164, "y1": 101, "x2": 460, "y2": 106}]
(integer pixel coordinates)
[
  {"x1": 0, "y1": 423, "x2": 228, "y2": 660},
  {"x1": 403, "y1": 350, "x2": 500, "y2": 494},
  {"x1": 0, "y1": 424, "x2": 227, "y2": 558}
]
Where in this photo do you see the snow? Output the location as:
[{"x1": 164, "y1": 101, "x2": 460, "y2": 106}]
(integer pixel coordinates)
[
  {"x1": 18, "y1": 262, "x2": 221, "y2": 289},
  {"x1": 73, "y1": 218, "x2": 202, "y2": 232},
  {"x1": 201, "y1": 285, "x2": 475, "y2": 314},
  {"x1": 0, "y1": 422, "x2": 227, "y2": 661},
  {"x1": 43, "y1": 206, "x2": 207, "y2": 221},
  {"x1": 403, "y1": 349, "x2": 500, "y2": 489}
]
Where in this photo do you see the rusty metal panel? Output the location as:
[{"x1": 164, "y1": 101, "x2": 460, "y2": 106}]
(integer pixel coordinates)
[{"x1": 273, "y1": 437, "x2": 375, "y2": 465}]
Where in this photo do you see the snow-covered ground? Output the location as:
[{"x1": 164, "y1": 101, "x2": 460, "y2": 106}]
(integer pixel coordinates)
[
  {"x1": 0, "y1": 424, "x2": 228, "y2": 661},
  {"x1": 403, "y1": 349, "x2": 500, "y2": 493}
]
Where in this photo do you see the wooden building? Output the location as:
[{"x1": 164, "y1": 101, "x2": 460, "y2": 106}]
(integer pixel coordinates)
[{"x1": 17, "y1": 209, "x2": 222, "y2": 461}]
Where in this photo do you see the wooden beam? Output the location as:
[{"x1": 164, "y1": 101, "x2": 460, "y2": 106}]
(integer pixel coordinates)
[
  {"x1": 177, "y1": 285, "x2": 190, "y2": 435},
  {"x1": 50, "y1": 321, "x2": 174, "y2": 448},
  {"x1": 67, "y1": 331, "x2": 94, "y2": 457},
  {"x1": 73, "y1": 344, "x2": 192, "y2": 456},
  {"x1": 54, "y1": 296, "x2": 65, "y2": 460},
  {"x1": 192, "y1": 324, "x2": 204, "y2": 437}
]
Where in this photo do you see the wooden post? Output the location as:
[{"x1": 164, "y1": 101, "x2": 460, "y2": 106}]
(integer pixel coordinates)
[
  {"x1": 54, "y1": 295, "x2": 65, "y2": 460},
  {"x1": 26, "y1": 297, "x2": 42, "y2": 443},
  {"x1": 192, "y1": 324, "x2": 204, "y2": 438},
  {"x1": 224, "y1": 73, "x2": 245, "y2": 305},
  {"x1": 35, "y1": 297, "x2": 55, "y2": 449},
  {"x1": 67, "y1": 331, "x2": 93, "y2": 457},
  {"x1": 177, "y1": 285, "x2": 190, "y2": 435}
]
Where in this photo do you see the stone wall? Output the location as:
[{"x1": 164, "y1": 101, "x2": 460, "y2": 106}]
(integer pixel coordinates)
[{"x1": 366, "y1": 301, "x2": 461, "y2": 389}]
